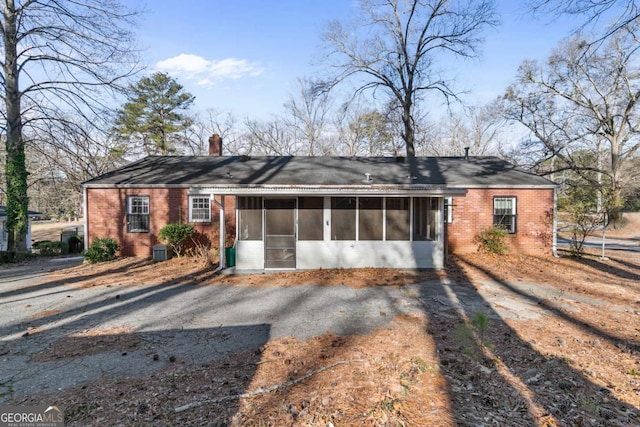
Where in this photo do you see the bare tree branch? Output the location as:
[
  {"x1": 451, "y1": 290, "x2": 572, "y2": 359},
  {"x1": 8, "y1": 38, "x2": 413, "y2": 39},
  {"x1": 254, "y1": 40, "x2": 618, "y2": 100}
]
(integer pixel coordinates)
[{"x1": 321, "y1": 0, "x2": 498, "y2": 157}]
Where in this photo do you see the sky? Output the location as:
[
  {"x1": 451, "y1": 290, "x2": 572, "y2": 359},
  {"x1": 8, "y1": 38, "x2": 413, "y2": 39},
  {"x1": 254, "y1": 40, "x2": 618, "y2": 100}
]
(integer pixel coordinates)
[{"x1": 130, "y1": 0, "x2": 583, "y2": 121}]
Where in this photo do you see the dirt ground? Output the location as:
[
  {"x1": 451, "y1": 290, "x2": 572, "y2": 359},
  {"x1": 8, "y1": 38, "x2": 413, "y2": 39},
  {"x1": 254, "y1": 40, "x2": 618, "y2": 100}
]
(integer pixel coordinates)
[
  {"x1": 30, "y1": 220, "x2": 83, "y2": 243},
  {"x1": 12, "y1": 216, "x2": 640, "y2": 426}
]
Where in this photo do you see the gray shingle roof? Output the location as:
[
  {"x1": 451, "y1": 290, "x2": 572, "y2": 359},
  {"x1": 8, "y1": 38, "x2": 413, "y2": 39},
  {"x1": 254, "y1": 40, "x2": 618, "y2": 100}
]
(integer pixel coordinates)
[{"x1": 82, "y1": 156, "x2": 557, "y2": 189}]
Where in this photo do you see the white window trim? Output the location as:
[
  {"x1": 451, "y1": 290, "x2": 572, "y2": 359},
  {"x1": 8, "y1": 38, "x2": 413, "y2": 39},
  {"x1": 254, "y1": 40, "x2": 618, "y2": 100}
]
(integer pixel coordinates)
[
  {"x1": 189, "y1": 195, "x2": 211, "y2": 223},
  {"x1": 493, "y1": 196, "x2": 517, "y2": 234},
  {"x1": 126, "y1": 195, "x2": 150, "y2": 233}
]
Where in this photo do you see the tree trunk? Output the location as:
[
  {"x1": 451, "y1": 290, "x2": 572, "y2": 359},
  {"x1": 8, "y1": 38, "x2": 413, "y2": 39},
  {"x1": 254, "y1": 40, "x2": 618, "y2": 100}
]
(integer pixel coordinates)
[
  {"x1": 608, "y1": 137, "x2": 623, "y2": 226},
  {"x1": 2, "y1": 1, "x2": 29, "y2": 251},
  {"x1": 403, "y1": 101, "x2": 415, "y2": 157}
]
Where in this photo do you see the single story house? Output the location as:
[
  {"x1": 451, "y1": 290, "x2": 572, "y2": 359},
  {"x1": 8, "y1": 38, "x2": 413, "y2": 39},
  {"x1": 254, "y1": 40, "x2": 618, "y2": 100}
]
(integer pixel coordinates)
[
  {"x1": 0, "y1": 206, "x2": 41, "y2": 251},
  {"x1": 82, "y1": 137, "x2": 558, "y2": 270}
]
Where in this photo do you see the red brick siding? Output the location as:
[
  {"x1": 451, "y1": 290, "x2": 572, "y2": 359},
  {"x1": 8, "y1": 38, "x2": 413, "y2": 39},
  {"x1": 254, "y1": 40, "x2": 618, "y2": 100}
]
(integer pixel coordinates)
[
  {"x1": 86, "y1": 188, "x2": 236, "y2": 257},
  {"x1": 446, "y1": 188, "x2": 554, "y2": 255},
  {"x1": 87, "y1": 187, "x2": 554, "y2": 258}
]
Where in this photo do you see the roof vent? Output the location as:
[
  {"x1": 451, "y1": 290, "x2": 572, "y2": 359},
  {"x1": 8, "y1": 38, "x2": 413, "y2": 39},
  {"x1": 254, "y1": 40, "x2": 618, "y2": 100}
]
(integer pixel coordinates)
[
  {"x1": 362, "y1": 173, "x2": 373, "y2": 184},
  {"x1": 239, "y1": 155, "x2": 251, "y2": 162},
  {"x1": 464, "y1": 146, "x2": 470, "y2": 160}
]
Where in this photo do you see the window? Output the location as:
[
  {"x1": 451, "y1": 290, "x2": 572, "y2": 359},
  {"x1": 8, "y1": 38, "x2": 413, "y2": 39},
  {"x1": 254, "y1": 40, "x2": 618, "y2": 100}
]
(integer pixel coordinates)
[
  {"x1": 331, "y1": 197, "x2": 356, "y2": 240},
  {"x1": 413, "y1": 197, "x2": 438, "y2": 241},
  {"x1": 1, "y1": 220, "x2": 7, "y2": 245},
  {"x1": 298, "y1": 197, "x2": 323, "y2": 240},
  {"x1": 386, "y1": 198, "x2": 410, "y2": 240},
  {"x1": 126, "y1": 195, "x2": 149, "y2": 233},
  {"x1": 189, "y1": 196, "x2": 211, "y2": 222},
  {"x1": 359, "y1": 198, "x2": 383, "y2": 240},
  {"x1": 238, "y1": 197, "x2": 263, "y2": 240},
  {"x1": 493, "y1": 196, "x2": 517, "y2": 233},
  {"x1": 444, "y1": 197, "x2": 453, "y2": 224}
]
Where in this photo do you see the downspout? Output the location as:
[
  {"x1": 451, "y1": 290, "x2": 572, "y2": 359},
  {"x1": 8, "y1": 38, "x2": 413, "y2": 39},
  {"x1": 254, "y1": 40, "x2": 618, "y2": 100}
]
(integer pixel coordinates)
[
  {"x1": 83, "y1": 186, "x2": 89, "y2": 252},
  {"x1": 552, "y1": 186, "x2": 559, "y2": 258},
  {"x1": 212, "y1": 196, "x2": 225, "y2": 271}
]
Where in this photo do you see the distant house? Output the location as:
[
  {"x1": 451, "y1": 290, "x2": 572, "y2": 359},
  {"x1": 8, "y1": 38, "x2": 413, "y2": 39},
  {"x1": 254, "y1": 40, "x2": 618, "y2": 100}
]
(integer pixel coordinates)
[
  {"x1": 81, "y1": 136, "x2": 558, "y2": 270},
  {"x1": 0, "y1": 206, "x2": 41, "y2": 251}
]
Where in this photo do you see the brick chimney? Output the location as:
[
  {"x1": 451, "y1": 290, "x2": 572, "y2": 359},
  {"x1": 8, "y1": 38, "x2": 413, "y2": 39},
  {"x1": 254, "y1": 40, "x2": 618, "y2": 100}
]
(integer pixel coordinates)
[{"x1": 208, "y1": 134, "x2": 222, "y2": 156}]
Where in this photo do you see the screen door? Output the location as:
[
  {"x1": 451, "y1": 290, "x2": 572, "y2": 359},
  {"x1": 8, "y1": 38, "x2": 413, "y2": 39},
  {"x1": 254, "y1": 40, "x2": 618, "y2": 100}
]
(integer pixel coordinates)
[{"x1": 264, "y1": 198, "x2": 296, "y2": 268}]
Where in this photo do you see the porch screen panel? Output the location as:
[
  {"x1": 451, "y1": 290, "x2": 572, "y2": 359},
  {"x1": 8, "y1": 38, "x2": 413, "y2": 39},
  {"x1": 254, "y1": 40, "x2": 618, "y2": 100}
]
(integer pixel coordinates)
[
  {"x1": 331, "y1": 197, "x2": 356, "y2": 240},
  {"x1": 413, "y1": 197, "x2": 438, "y2": 241},
  {"x1": 238, "y1": 196, "x2": 262, "y2": 240},
  {"x1": 298, "y1": 197, "x2": 323, "y2": 240},
  {"x1": 358, "y1": 197, "x2": 383, "y2": 240},
  {"x1": 386, "y1": 198, "x2": 410, "y2": 240}
]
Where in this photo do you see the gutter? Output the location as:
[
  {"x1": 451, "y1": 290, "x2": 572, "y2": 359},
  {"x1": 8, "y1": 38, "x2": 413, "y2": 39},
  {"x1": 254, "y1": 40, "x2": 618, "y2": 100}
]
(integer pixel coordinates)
[
  {"x1": 211, "y1": 196, "x2": 225, "y2": 271},
  {"x1": 83, "y1": 186, "x2": 89, "y2": 253},
  {"x1": 552, "y1": 186, "x2": 560, "y2": 258}
]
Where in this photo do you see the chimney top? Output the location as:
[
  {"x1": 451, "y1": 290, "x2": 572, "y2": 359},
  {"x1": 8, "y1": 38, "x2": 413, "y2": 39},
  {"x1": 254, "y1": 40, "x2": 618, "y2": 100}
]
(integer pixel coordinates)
[{"x1": 208, "y1": 134, "x2": 222, "y2": 156}]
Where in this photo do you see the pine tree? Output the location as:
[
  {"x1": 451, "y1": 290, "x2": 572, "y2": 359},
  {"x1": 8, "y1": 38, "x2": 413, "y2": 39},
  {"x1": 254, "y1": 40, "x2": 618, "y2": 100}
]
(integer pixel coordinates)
[{"x1": 115, "y1": 72, "x2": 195, "y2": 155}]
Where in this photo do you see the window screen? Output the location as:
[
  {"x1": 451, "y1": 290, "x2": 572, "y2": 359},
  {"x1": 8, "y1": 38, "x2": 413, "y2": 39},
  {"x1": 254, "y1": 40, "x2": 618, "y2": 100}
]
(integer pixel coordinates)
[
  {"x1": 386, "y1": 198, "x2": 410, "y2": 240},
  {"x1": 331, "y1": 197, "x2": 356, "y2": 240},
  {"x1": 238, "y1": 196, "x2": 263, "y2": 240},
  {"x1": 413, "y1": 197, "x2": 437, "y2": 241},
  {"x1": 298, "y1": 197, "x2": 323, "y2": 240},
  {"x1": 358, "y1": 197, "x2": 383, "y2": 240}
]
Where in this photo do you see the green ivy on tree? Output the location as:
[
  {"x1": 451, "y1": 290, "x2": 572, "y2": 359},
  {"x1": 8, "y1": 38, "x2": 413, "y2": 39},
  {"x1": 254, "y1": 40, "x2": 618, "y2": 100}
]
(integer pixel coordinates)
[
  {"x1": 114, "y1": 72, "x2": 195, "y2": 156},
  {"x1": 5, "y1": 148, "x2": 29, "y2": 251}
]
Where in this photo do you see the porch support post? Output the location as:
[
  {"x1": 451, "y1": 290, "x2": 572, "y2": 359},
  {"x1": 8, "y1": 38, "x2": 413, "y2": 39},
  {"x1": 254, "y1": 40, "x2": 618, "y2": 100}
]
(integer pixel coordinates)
[
  {"x1": 212, "y1": 196, "x2": 225, "y2": 269},
  {"x1": 83, "y1": 186, "x2": 89, "y2": 252}
]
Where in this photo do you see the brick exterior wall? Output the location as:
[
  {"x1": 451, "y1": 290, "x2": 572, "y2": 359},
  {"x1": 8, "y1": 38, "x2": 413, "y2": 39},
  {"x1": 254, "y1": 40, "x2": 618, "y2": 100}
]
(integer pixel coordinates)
[
  {"x1": 446, "y1": 188, "x2": 555, "y2": 255},
  {"x1": 86, "y1": 187, "x2": 554, "y2": 258},
  {"x1": 86, "y1": 188, "x2": 236, "y2": 257}
]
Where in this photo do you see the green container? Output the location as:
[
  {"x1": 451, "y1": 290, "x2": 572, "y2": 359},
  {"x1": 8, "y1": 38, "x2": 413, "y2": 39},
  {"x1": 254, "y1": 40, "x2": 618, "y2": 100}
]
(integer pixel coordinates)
[{"x1": 224, "y1": 247, "x2": 236, "y2": 267}]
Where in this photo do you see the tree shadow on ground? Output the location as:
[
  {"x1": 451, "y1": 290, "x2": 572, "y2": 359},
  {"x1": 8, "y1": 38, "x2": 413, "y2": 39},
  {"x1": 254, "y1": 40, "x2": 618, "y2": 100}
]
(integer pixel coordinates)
[
  {"x1": 0, "y1": 258, "x2": 149, "y2": 299},
  {"x1": 1, "y1": 261, "x2": 424, "y2": 425},
  {"x1": 4, "y1": 256, "x2": 640, "y2": 425},
  {"x1": 568, "y1": 250, "x2": 640, "y2": 281},
  {"x1": 416, "y1": 257, "x2": 639, "y2": 426},
  {"x1": 10, "y1": 326, "x2": 270, "y2": 427},
  {"x1": 458, "y1": 255, "x2": 640, "y2": 352}
]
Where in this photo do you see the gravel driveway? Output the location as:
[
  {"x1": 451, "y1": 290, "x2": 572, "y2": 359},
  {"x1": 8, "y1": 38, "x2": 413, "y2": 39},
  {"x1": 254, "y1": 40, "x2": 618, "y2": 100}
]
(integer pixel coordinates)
[
  {"x1": 0, "y1": 257, "x2": 622, "y2": 404},
  {"x1": 0, "y1": 258, "x2": 424, "y2": 401}
]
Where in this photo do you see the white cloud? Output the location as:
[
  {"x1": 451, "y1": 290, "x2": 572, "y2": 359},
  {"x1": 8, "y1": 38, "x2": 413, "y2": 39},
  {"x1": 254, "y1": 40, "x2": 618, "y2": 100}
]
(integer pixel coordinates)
[{"x1": 155, "y1": 53, "x2": 263, "y2": 86}]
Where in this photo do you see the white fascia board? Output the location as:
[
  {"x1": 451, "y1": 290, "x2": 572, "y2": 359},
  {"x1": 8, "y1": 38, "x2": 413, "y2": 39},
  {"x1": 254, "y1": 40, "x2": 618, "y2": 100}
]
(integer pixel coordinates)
[{"x1": 187, "y1": 185, "x2": 468, "y2": 197}]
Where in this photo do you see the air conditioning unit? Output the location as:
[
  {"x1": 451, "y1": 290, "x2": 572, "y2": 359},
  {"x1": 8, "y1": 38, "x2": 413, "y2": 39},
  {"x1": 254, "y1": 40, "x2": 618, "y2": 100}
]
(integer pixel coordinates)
[{"x1": 153, "y1": 244, "x2": 167, "y2": 262}]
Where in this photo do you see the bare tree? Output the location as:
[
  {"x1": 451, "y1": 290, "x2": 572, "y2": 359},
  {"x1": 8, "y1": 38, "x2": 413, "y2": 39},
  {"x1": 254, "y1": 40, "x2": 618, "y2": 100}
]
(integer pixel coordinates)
[
  {"x1": 503, "y1": 30, "x2": 640, "y2": 220},
  {"x1": 194, "y1": 108, "x2": 246, "y2": 155},
  {"x1": 529, "y1": 0, "x2": 639, "y2": 42},
  {"x1": 428, "y1": 103, "x2": 506, "y2": 156},
  {"x1": 336, "y1": 107, "x2": 395, "y2": 156},
  {"x1": 284, "y1": 78, "x2": 334, "y2": 156},
  {"x1": 322, "y1": 0, "x2": 498, "y2": 157},
  {"x1": 244, "y1": 117, "x2": 301, "y2": 155},
  {"x1": 0, "y1": 0, "x2": 140, "y2": 250},
  {"x1": 23, "y1": 111, "x2": 129, "y2": 219}
]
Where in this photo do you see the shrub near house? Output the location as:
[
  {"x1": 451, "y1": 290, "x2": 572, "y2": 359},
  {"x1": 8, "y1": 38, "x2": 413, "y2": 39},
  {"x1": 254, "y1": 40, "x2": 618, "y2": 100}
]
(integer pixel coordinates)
[
  {"x1": 84, "y1": 238, "x2": 119, "y2": 263},
  {"x1": 158, "y1": 223, "x2": 194, "y2": 257}
]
